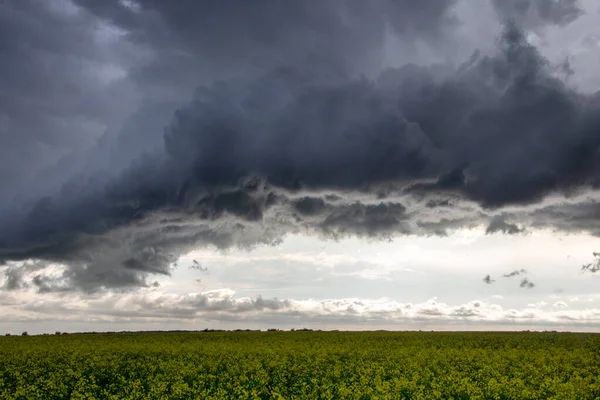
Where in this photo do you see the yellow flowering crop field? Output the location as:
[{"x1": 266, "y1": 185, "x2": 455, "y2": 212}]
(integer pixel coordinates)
[{"x1": 1, "y1": 331, "x2": 599, "y2": 399}]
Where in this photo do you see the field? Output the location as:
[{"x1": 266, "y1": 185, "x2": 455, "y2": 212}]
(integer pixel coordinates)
[{"x1": 1, "y1": 331, "x2": 600, "y2": 399}]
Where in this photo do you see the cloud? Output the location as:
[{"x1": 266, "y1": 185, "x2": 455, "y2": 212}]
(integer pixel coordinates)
[
  {"x1": 190, "y1": 260, "x2": 208, "y2": 272},
  {"x1": 505, "y1": 195, "x2": 600, "y2": 237},
  {"x1": 520, "y1": 278, "x2": 536, "y2": 289},
  {"x1": 492, "y1": 269, "x2": 536, "y2": 289},
  {"x1": 0, "y1": 0, "x2": 140, "y2": 197},
  {"x1": 71, "y1": 0, "x2": 461, "y2": 89},
  {"x1": 1, "y1": 260, "x2": 67, "y2": 292},
  {"x1": 486, "y1": 216, "x2": 526, "y2": 235},
  {"x1": 4, "y1": 287, "x2": 600, "y2": 329},
  {"x1": 491, "y1": 0, "x2": 584, "y2": 29},
  {"x1": 581, "y1": 252, "x2": 600, "y2": 273},
  {"x1": 2, "y1": 4, "x2": 600, "y2": 292},
  {"x1": 503, "y1": 269, "x2": 528, "y2": 278},
  {"x1": 483, "y1": 274, "x2": 495, "y2": 284}
]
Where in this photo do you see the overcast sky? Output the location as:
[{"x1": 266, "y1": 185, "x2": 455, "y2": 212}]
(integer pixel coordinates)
[{"x1": 2, "y1": 0, "x2": 600, "y2": 334}]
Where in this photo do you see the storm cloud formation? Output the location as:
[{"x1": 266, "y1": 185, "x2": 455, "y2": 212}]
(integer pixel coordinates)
[
  {"x1": 2, "y1": 0, "x2": 599, "y2": 293},
  {"x1": 0, "y1": 0, "x2": 140, "y2": 195},
  {"x1": 71, "y1": 0, "x2": 460, "y2": 88}
]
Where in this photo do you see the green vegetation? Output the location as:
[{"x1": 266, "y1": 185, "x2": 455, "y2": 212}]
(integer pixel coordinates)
[{"x1": 1, "y1": 331, "x2": 599, "y2": 399}]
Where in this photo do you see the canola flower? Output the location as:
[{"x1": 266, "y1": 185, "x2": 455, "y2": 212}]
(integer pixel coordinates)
[{"x1": 1, "y1": 331, "x2": 599, "y2": 399}]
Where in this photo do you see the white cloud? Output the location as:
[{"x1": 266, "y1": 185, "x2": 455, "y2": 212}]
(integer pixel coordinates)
[{"x1": 3, "y1": 286, "x2": 600, "y2": 332}]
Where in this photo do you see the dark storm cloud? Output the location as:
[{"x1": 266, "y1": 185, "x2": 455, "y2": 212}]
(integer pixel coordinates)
[
  {"x1": 527, "y1": 200, "x2": 600, "y2": 237},
  {"x1": 156, "y1": 24, "x2": 600, "y2": 209},
  {"x1": 491, "y1": 0, "x2": 584, "y2": 28},
  {"x1": 319, "y1": 202, "x2": 410, "y2": 239},
  {"x1": 425, "y1": 198, "x2": 455, "y2": 208},
  {"x1": 72, "y1": 0, "x2": 460, "y2": 89},
  {"x1": 486, "y1": 216, "x2": 526, "y2": 235},
  {"x1": 2, "y1": 1, "x2": 600, "y2": 293},
  {"x1": 415, "y1": 216, "x2": 482, "y2": 237},
  {"x1": 292, "y1": 197, "x2": 329, "y2": 217},
  {"x1": 0, "y1": 0, "x2": 139, "y2": 197}
]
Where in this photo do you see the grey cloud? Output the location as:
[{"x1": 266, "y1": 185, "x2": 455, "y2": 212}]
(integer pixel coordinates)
[
  {"x1": 9, "y1": 288, "x2": 600, "y2": 328},
  {"x1": 1, "y1": 261, "x2": 51, "y2": 292},
  {"x1": 581, "y1": 252, "x2": 600, "y2": 273},
  {"x1": 190, "y1": 260, "x2": 208, "y2": 272},
  {"x1": 425, "y1": 198, "x2": 455, "y2": 208},
  {"x1": 162, "y1": 22, "x2": 600, "y2": 209},
  {"x1": 3, "y1": 17, "x2": 600, "y2": 292},
  {"x1": 491, "y1": 0, "x2": 584, "y2": 28},
  {"x1": 527, "y1": 200, "x2": 600, "y2": 236},
  {"x1": 100, "y1": 290, "x2": 291, "y2": 318},
  {"x1": 72, "y1": 0, "x2": 461, "y2": 91},
  {"x1": 520, "y1": 278, "x2": 536, "y2": 288},
  {"x1": 504, "y1": 269, "x2": 528, "y2": 278},
  {"x1": 123, "y1": 256, "x2": 170, "y2": 275},
  {"x1": 451, "y1": 306, "x2": 481, "y2": 317},
  {"x1": 320, "y1": 202, "x2": 410, "y2": 239},
  {"x1": 31, "y1": 275, "x2": 71, "y2": 294},
  {"x1": 486, "y1": 216, "x2": 526, "y2": 235},
  {"x1": 0, "y1": 0, "x2": 139, "y2": 196},
  {"x1": 483, "y1": 275, "x2": 495, "y2": 284},
  {"x1": 415, "y1": 215, "x2": 483, "y2": 237},
  {"x1": 1, "y1": 268, "x2": 25, "y2": 291},
  {"x1": 292, "y1": 197, "x2": 328, "y2": 217}
]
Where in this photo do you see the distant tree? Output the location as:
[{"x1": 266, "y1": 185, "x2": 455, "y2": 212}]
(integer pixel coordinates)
[
  {"x1": 4, "y1": 333, "x2": 10, "y2": 336},
  {"x1": 55, "y1": 331, "x2": 61, "y2": 335},
  {"x1": 21, "y1": 331, "x2": 28, "y2": 336}
]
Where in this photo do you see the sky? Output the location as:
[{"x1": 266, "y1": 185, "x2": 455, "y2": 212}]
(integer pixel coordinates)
[{"x1": 2, "y1": 0, "x2": 600, "y2": 334}]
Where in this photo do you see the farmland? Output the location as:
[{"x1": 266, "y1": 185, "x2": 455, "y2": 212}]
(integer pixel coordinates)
[{"x1": 1, "y1": 331, "x2": 599, "y2": 399}]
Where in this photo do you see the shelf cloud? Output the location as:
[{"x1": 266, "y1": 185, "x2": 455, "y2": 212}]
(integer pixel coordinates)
[{"x1": 1, "y1": 0, "x2": 599, "y2": 294}]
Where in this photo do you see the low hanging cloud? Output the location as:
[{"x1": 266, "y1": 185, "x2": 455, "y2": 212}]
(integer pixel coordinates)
[
  {"x1": 3, "y1": 286, "x2": 600, "y2": 329},
  {"x1": 2, "y1": 1, "x2": 600, "y2": 293}
]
